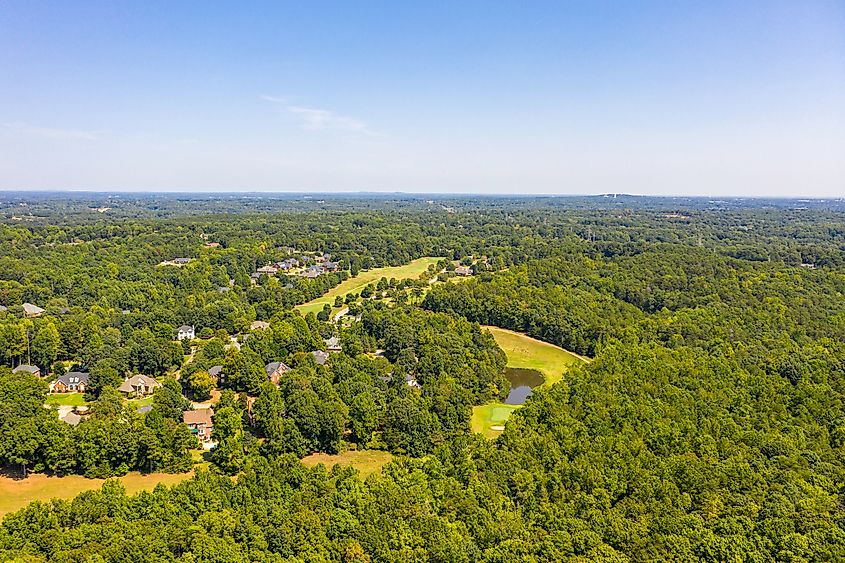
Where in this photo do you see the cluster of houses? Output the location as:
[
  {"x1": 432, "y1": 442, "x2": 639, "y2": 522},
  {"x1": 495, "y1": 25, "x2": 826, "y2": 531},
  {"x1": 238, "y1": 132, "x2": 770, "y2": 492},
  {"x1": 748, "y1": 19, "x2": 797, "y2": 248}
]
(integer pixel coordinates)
[
  {"x1": 250, "y1": 253, "x2": 340, "y2": 283},
  {"x1": 45, "y1": 371, "x2": 162, "y2": 398}
]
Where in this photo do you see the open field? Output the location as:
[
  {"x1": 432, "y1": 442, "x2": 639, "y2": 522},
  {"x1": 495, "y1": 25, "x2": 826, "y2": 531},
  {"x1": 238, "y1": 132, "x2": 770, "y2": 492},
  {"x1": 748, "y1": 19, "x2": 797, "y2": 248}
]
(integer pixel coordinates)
[
  {"x1": 0, "y1": 470, "x2": 195, "y2": 518},
  {"x1": 300, "y1": 450, "x2": 394, "y2": 477},
  {"x1": 472, "y1": 327, "x2": 588, "y2": 437},
  {"x1": 482, "y1": 325, "x2": 586, "y2": 388},
  {"x1": 296, "y1": 257, "x2": 442, "y2": 315}
]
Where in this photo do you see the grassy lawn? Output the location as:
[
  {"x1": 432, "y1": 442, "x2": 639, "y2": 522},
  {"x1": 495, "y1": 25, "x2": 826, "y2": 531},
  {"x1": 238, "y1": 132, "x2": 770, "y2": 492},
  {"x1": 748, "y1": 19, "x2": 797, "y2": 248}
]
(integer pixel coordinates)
[
  {"x1": 0, "y1": 470, "x2": 195, "y2": 518},
  {"x1": 296, "y1": 257, "x2": 442, "y2": 316},
  {"x1": 482, "y1": 325, "x2": 586, "y2": 388},
  {"x1": 471, "y1": 326, "x2": 588, "y2": 437},
  {"x1": 126, "y1": 395, "x2": 155, "y2": 408},
  {"x1": 44, "y1": 393, "x2": 87, "y2": 407},
  {"x1": 300, "y1": 450, "x2": 394, "y2": 477},
  {"x1": 471, "y1": 403, "x2": 521, "y2": 439}
]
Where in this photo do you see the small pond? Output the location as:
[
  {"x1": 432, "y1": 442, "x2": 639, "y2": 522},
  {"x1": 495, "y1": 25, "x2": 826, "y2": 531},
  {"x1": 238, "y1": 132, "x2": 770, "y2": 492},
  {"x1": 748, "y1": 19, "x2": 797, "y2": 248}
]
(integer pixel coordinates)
[{"x1": 504, "y1": 367, "x2": 545, "y2": 405}]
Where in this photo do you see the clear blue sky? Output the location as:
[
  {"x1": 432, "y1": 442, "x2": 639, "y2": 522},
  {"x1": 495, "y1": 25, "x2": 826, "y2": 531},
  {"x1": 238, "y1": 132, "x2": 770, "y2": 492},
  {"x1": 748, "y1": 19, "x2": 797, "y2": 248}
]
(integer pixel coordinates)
[{"x1": 1, "y1": 1, "x2": 843, "y2": 196}]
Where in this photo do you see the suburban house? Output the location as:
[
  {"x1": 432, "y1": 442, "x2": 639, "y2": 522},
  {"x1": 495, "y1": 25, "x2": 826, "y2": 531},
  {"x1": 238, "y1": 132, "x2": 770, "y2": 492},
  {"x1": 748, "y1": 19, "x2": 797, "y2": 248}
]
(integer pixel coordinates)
[
  {"x1": 265, "y1": 361, "x2": 291, "y2": 385},
  {"x1": 208, "y1": 365, "x2": 223, "y2": 382},
  {"x1": 311, "y1": 350, "x2": 329, "y2": 365},
  {"x1": 256, "y1": 264, "x2": 279, "y2": 275},
  {"x1": 50, "y1": 371, "x2": 89, "y2": 393},
  {"x1": 455, "y1": 265, "x2": 473, "y2": 276},
  {"x1": 177, "y1": 325, "x2": 195, "y2": 340},
  {"x1": 406, "y1": 373, "x2": 422, "y2": 389},
  {"x1": 324, "y1": 336, "x2": 342, "y2": 352},
  {"x1": 250, "y1": 320, "x2": 270, "y2": 330},
  {"x1": 118, "y1": 375, "x2": 161, "y2": 397},
  {"x1": 13, "y1": 364, "x2": 41, "y2": 377},
  {"x1": 60, "y1": 412, "x2": 84, "y2": 426},
  {"x1": 183, "y1": 408, "x2": 214, "y2": 443},
  {"x1": 22, "y1": 303, "x2": 45, "y2": 317},
  {"x1": 173, "y1": 257, "x2": 191, "y2": 265},
  {"x1": 277, "y1": 258, "x2": 299, "y2": 270},
  {"x1": 300, "y1": 266, "x2": 322, "y2": 279}
]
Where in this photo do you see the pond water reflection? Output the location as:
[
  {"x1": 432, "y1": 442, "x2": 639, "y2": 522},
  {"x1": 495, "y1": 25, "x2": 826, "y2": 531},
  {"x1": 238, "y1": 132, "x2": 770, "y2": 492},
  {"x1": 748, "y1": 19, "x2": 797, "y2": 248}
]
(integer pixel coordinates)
[{"x1": 504, "y1": 367, "x2": 544, "y2": 405}]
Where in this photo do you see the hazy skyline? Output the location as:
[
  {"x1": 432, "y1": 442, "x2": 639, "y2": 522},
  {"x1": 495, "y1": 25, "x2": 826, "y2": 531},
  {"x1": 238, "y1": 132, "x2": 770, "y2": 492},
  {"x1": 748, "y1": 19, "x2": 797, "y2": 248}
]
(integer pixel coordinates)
[{"x1": 1, "y1": 1, "x2": 843, "y2": 196}]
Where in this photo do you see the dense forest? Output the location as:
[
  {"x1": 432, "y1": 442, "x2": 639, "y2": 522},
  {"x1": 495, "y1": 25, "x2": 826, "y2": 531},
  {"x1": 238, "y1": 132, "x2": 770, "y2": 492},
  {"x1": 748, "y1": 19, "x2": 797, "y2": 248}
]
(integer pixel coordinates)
[{"x1": 0, "y1": 194, "x2": 844, "y2": 561}]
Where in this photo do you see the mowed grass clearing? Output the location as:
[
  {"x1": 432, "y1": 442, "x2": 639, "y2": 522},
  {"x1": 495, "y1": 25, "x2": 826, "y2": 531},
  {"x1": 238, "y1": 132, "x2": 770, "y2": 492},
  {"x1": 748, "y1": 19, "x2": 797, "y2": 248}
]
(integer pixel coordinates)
[
  {"x1": 0, "y1": 471, "x2": 195, "y2": 518},
  {"x1": 44, "y1": 393, "x2": 87, "y2": 407},
  {"x1": 296, "y1": 257, "x2": 443, "y2": 316},
  {"x1": 300, "y1": 450, "x2": 394, "y2": 477},
  {"x1": 472, "y1": 327, "x2": 588, "y2": 438},
  {"x1": 482, "y1": 325, "x2": 586, "y2": 388}
]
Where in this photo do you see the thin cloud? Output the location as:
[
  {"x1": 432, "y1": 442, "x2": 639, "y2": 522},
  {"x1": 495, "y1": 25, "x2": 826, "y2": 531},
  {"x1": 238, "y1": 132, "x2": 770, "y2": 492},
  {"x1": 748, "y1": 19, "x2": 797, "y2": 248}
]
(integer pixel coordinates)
[
  {"x1": 261, "y1": 95, "x2": 382, "y2": 136},
  {"x1": 3, "y1": 121, "x2": 101, "y2": 141}
]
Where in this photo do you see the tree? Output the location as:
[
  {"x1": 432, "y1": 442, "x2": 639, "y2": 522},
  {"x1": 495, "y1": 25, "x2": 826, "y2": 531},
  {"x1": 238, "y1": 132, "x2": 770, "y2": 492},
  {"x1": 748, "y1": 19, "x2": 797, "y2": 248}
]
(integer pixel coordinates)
[
  {"x1": 31, "y1": 320, "x2": 60, "y2": 370},
  {"x1": 211, "y1": 406, "x2": 246, "y2": 473},
  {"x1": 185, "y1": 369, "x2": 215, "y2": 401},
  {"x1": 152, "y1": 378, "x2": 191, "y2": 421},
  {"x1": 348, "y1": 393, "x2": 378, "y2": 447}
]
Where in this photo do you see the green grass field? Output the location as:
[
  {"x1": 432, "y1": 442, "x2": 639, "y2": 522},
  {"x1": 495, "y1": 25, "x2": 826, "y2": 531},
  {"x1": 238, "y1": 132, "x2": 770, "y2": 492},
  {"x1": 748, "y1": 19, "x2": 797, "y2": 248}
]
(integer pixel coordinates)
[
  {"x1": 296, "y1": 257, "x2": 442, "y2": 316},
  {"x1": 44, "y1": 393, "x2": 87, "y2": 407},
  {"x1": 300, "y1": 450, "x2": 394, "y2": 477},
  {"x1": 0, "y1": 471, "x2": 195, "y2": 518},
  {"x1": 483, "y1": 326, "x2": 586, "y2": 388},
  {"x1": 472, "y1": 327, "x2": 588, "y2": 437}
]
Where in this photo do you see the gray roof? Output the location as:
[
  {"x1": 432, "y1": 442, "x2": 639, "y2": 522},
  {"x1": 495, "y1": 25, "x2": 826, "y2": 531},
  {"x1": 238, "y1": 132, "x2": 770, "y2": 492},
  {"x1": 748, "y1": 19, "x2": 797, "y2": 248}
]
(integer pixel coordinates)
[
  {"x1": 60, "y1": 412, "x2": 83, "y2": 426},
  {"x1": 56, "y1": 371, "x2": 89, "y2": 386},
  {"x1": 13, "y1": 364, "x2": 40, "y2": 374},
  {"x1": 265, "y1": 361, "x2": 291, "y2": 375},
  {"x1": 208, "y1": 365, "x2": 223, "y2": 377},
  {"x1": 178, "y1": 325, "x2": 193, "y2": 332},
  {"x1": 137, "y1": 405, "x2": 153, "y2": 414},
  {"x1": 311, "y1": 350, "x2": 329, "y2": 365}
]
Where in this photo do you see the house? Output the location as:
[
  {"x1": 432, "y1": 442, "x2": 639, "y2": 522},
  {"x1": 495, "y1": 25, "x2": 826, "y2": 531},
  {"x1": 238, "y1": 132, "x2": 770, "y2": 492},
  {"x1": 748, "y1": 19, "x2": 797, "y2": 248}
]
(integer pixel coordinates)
[
  {"x1": 118, "y1": 375, "x2": 161, "y2": 397},
  {"x1": 265, "y1": 361, "x2": 291, "y2": 385},
  {"x1": 405, "y1": 373, "x2": 422, "y2": 389},
  {"x1": 173, "y1": 257, "x2": 191, "y2": 265},
  {"x1": 177, "y1": 325, "x2": 195, "y2": 340},
  {"x1": 299, "y1": 266, "x2": 322, "y2": 279},
  {"x1": 183, "y1": 408, "x2": 214, "y2": 443},
  {"x1": 311, "y1": 350, "x2": 329, "y2": 365},
  {"x1": 208, "y1": 365, "x2": 223, "y2": 380},
  {"x1": 324, "y1": 336, "x2": 342, "y2": 352},
  {"x1": 250, "y1": 320, "x2": 270, "y2": 331},
  {"x1": 323, "y1": 261, "x2": 340, "y2": 272},
  {"x1": 256, "y1": 264, "x2": 279, "y2": 275},
  {"x1": 60, "y1": 412, "x2": 83, "y2": 426},
  {"x1": 22, "y1": 303, "x2": 45, "y2": 317},
  {"x1": 137, "y1": 404, "x2": 153, "y2": 414},
  {"x1": 13, "y1": 364, "x2": 41, "y2": 377},
  {"x1": 278, "y1": 258, "x2": 299, "y2": 270},
  {"x1": 50, "y1": 371, "x2": 89, "y2": 393},
  {"x1": 455, "y1": 266, "x2": 473, "y2": 276}
]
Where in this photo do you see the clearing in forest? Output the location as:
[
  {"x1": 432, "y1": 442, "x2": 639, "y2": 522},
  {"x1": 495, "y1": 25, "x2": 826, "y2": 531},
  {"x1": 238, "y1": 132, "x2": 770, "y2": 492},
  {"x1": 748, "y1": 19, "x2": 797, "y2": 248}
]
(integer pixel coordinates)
[
  {"x1": 472, "y1": 326, "x2": 587, "y2": 438},
  {"x1": 300, "y1": 450, "x2": 394, "y2": 477},
  {"x1": 0, "y1": 471, "x2": 196, "y2": 518},
  {"x1": 296, "y1": 257, "x2": 442, "y2": 316}
]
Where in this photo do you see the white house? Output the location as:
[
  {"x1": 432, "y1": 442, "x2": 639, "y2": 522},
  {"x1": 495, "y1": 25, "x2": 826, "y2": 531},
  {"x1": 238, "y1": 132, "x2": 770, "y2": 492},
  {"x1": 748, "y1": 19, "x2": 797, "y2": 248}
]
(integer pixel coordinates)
[{"x1": 177, "y1": 325, "x2": 195, "y2": 340}]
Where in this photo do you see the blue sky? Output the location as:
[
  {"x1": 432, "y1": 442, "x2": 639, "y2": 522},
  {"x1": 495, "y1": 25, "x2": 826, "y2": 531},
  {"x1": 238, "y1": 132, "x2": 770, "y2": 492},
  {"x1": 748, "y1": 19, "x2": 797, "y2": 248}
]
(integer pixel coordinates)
[{"x1": 1, "y1": 1, "x2": 843, "y2": 196}]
